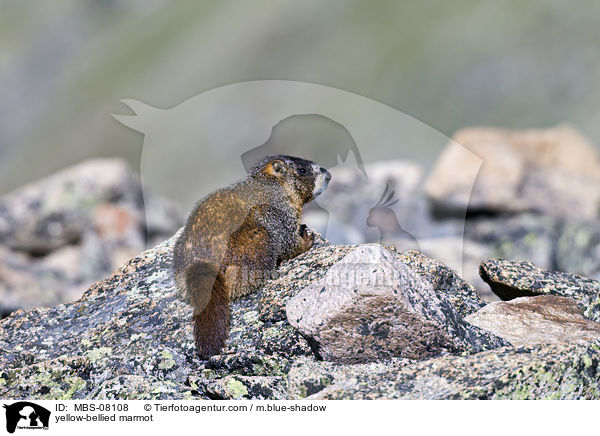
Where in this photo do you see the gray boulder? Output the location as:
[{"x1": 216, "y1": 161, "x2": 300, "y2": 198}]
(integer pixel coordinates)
[
  {"x1": 391, "y1": 247, "x2": 487, "y2": 317},
  {"x1": 286, "y1": 245, "x2": 506, "y2": 363},
  {"x1": 479, "y1": 258, "x2": 600, "y2": 322}
]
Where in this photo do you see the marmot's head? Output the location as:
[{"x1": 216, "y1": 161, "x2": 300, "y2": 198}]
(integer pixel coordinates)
[{"x1": 252, "y1": 155, "x2": 331, "y2": 205}]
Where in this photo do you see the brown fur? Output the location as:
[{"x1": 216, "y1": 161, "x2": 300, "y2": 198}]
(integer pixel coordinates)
[{"x1": 173, "y1": 155, "x2": 330, "y2": 358}]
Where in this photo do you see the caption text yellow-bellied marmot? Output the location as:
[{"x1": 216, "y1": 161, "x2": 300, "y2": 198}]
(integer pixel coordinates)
[{"x1": 173, "y1": 155, "x2": 331, "y2": 358}]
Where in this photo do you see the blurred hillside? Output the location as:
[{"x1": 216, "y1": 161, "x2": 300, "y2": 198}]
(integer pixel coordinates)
[{"x1": 1, "y1": 0, "x2": 600, "y2": 199}]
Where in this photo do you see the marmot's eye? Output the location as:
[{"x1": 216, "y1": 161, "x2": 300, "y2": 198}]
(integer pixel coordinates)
[{"x1": 298, "y1": 168, "x2": 307, "y2": 175}]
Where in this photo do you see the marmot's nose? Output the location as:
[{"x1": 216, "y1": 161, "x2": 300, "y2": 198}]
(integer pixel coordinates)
[{"x1": 321, "y1": 167, "x2": 331, "y2": 182}]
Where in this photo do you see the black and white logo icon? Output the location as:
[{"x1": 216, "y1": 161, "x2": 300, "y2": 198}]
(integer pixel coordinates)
[{"x1": 2, "y1": 402, "x2": 50, "y2": 434}]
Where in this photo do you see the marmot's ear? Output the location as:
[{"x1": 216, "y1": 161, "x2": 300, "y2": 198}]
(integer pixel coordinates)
[
  {"x1": 271, "y1": 160, "x2": 284, "y2": 173},
  {"x1": 264, "y1": 159, "x2": 285, "y2": 176}
]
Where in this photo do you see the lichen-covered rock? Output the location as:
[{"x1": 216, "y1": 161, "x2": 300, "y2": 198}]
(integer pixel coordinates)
[
  {"x1": 479, "y1": 258, "x2": 600, "y2": 322},
  {"x1": 0, "y1": 232, "x2": 200, "y2": 399},
  {"x1": 463, "y1": 214, "x2": 600, "y2": 302},
  {"x1": 89, "y1": 375, "x2": 194, "y2": 400},
  {"x1": 286, "y1": 245, "x2": 507, "y2": 363},
  {"x1": 2, "y1": 228, "x2": 599, "y2": 400},
  {"x1": 425, "y1": 125, "x2": 600, "y2": 220},
  {"x1": 304, "y1": 341, "x2": 600, "y2": 399},
  {"x1": 465, "y1": 295, "x2": 600, "y2": 347},
  {"x1": 286, "y1": 356, "x2": 410, "y2": 399},
  {"x1": 205, "y1": 375, "x2": 287, "y2": 400},
  {"x1": 0, "y1": 232, "x2": 347, "y2": 400}
]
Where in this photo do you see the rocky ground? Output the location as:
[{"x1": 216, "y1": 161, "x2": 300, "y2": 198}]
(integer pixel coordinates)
[
  {"x1": 1, "y1": 125, "x2": 600, "y2": 399},
  {"x1": 1, "y1": 232, "x2": 599, "y2": 399}
]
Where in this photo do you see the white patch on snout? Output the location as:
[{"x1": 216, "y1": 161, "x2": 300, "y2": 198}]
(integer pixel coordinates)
[{"x1": 312, "y1": 163, "x2": 329, "y2": 197}]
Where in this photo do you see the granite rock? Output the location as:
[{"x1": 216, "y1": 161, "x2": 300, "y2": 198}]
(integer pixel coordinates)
[
  {"x1": 479, "y1": 258, "x2": 600, "y2": 322},
  {"x1": 465, "y1": 295, "x2": 600, "y2": 347},
  {"x1": 286, "y1": 245, "x2": 507, "y2": 363},
  {"x1": 303, "y1": 341, "x2": 600, "y2": 399}
]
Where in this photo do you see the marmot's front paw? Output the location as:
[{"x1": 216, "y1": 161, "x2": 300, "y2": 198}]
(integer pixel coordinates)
[{"x1": 299, "y1": 224, "x2": 314, "y2": 252}]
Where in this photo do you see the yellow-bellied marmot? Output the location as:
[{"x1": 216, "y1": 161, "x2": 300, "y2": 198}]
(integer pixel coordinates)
[{"x1": 173, "y1": 155, "x2": 331, "y2": 358}]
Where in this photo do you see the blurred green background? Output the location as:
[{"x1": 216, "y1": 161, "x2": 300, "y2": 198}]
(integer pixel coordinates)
[{"x1": 1, "y1": 0, "x2": 599, "y2": 196}]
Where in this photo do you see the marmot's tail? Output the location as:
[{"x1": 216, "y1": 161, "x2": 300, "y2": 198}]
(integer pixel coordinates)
[{"x1": 184, "y1": 261, "x2": 230, "y2": 359}]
